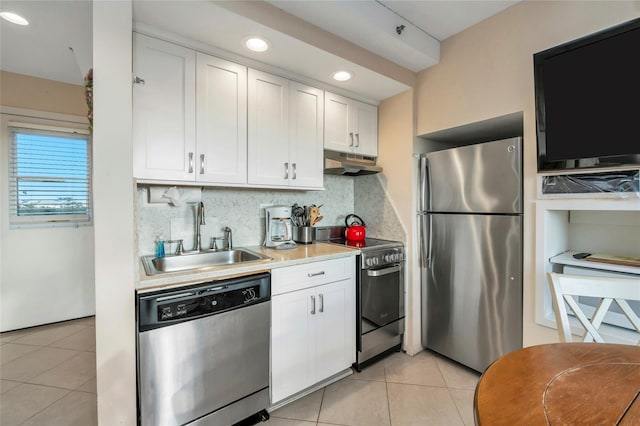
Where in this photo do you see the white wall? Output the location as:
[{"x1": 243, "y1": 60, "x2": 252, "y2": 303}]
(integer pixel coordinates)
[
  {"x1": 0, "y1": 109, "x2": 95, "y2": 332},
  {"x1": 373, "y1": 89, "x2": 418, "y2": 353},
  {"x1": 93, "y1": 1, "x2": 136, "y2": 424}
]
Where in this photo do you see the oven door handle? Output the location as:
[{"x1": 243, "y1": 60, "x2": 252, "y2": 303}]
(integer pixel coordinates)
[{"x1": 367, "y1": 265, "x2": 401, "y2": 277}]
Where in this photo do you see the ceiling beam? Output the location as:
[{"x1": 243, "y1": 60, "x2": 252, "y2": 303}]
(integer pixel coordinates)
[{"x1": 213, "y1": 0, "x2": 417, "y2": 88}]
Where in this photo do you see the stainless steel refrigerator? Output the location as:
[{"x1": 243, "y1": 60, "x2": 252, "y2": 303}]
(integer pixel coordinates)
[{"x1": 418, "y1": 137, "x2": 523, "y2": 372}]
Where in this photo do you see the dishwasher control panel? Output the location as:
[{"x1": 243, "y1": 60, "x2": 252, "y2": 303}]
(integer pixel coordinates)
[
  {"x1": 137, "y1": 272, "x2": 271, "y2": 332},
  {"x1": 156, "y1": 284, "x2": 261, "y2": 321}
]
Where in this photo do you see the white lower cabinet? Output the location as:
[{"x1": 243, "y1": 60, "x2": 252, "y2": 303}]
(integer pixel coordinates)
[{"x1": 271, "y1": 257, "x2": 356, "y2": 404}]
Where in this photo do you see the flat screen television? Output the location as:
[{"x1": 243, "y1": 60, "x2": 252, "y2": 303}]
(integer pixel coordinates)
[{"x1": 534, "y1": 17, "x2": 640, "y2": 172}]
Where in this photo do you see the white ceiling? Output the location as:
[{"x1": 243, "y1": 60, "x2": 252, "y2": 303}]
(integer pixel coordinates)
[
  {"x1": 0, "y1": 0, "x2": 92, "y2": 86},
  {"x1": 0, "y1": 0, "x2": 519, "y2": 101},
  {"x1": 266, "y1": 0, "x2": 519, "y2": 72}
]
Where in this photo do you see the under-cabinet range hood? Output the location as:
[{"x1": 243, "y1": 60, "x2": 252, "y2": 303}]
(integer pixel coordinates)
[{"x1": 324, "y1": 150, "x2": 383, "y2": 176}]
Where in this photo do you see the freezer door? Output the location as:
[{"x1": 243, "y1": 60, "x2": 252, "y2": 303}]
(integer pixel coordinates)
[
  {"x1": 425, "y1": 137, "x2": 522, "y2": 214},
  {"x1": 421, "y1": 213, "x2": 522, "y2": 372}
]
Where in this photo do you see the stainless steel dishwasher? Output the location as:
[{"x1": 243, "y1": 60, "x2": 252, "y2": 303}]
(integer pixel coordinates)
[{"x1": 137, "y1": 272, "x2": 271, "y2": 426}]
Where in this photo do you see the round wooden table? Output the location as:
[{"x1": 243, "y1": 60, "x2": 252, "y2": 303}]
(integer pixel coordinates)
[{"x1": 474, "y1": 343, "x2": 640, "y2": 425}]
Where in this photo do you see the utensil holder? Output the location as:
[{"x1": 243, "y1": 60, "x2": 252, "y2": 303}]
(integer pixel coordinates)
[{"x1": 293, "y1": 226, "x2": 315, "y2": 244}]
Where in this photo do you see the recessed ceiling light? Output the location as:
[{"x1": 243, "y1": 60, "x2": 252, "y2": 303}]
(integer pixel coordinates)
[
  {"x1": 332, "y1": 71, "x2": 353, "y2": 82},
  {"x1": 0, "y1": 11, "x2": 29, "y2": 26},
  {"x1": 244, "y1": 37, "x2": 270, "y2": 53}
]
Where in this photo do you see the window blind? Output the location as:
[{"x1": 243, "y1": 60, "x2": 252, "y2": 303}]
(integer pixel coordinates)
[{"x1": 9, "y1": 124, "x2": 92, "y2": 225}]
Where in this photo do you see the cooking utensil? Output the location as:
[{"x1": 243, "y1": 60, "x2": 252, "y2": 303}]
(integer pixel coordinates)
[
  {"x1": 309, "y1": 206, "x2": 319, "y2": 227},
  {"x1": 345, "y1": 214, "x2": 366, "y2": 240},
  {"x1": 291, "y1": 204, "x2": 305, "y2": 226}
]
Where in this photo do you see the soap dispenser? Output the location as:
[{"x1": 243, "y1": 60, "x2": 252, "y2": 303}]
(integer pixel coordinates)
[{"x1": 155, "y1": 236, "x2": 165, "y2": 259}]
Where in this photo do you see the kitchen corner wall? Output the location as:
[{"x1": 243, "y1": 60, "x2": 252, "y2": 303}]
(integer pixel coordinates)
[
  {"x1": 137, "y1": 175, "x2": 355, "y2": 255},
  {"x1": 354, "y1": 175, "x2": 406, "y2": 242},
  {"x1": 414, "y1": 1, "x2": 640, "y2": 347}
]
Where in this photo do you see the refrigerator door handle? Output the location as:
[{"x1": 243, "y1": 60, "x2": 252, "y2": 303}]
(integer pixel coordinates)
[
  {"x1": 427, "y1": 214, "x2": 433, "y2": 269},
  {"x1": 418, "y1": 155, "x2": 433, "y2": 268},
  {"x1": 418, "y1": 155, "x2": 431, "y2": 212},
  {"x1": 417, "y1": 212, "x2": 428, "y2": 268}
]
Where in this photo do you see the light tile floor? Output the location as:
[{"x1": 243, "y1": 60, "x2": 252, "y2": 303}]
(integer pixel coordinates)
[
  {"x1": 268, "y1": 350, "x2": 480, "y2": 426},
  {"x1": 0, "y1": 317, "x2": 97, "y2": 426},
  {"x1": 1, "y1": 318, "x2": 480, "y2": 426}
]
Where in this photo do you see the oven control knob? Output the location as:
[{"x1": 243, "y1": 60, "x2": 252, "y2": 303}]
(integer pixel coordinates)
[
  {"x1": 384, "y1": 254, "x2": 390, "y2": 262},
  {"x1": 365, "y1": 258, "x2": 371, "y2": 267}
]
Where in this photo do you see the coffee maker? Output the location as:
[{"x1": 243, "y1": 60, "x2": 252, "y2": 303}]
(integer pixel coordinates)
[{"x1": 264, "y1": 205, "x2": 297, "y2": 250}]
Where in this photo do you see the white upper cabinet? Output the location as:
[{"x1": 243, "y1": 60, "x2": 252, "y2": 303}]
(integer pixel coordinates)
[
  {"x1": 133, "y1": 34, "x2": 248, "y2": 185},
  {"x1": 324, "y1": 91, "x2": 378, "y2": 157},
  {"x1": 133, "y1": 34, "x2": 324, "y2": 189},
  {"x1": 196, "y1": 53, "x2": 247, "y2": 184},
  {"x1": 289, "y1": 82, "x2": 324, "y2": 188},
  {"x1": 248, "y1": 69, "x2": 324, "y2": 189},
  {"x1": 247, "y1": 70, "x2": 290, "y2": 186},
  {"x1": 133, "y1": 33, "x2": 196, "y2": 181}
]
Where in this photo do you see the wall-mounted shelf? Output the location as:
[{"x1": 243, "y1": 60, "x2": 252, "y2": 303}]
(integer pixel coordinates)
[{"x1": 550, "y1": 250, "x2": 640, "y2": 276}]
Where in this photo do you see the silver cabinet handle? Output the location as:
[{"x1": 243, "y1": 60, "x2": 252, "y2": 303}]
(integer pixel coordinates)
[
  {"x1": 307, "y1": 271, "x2": 325, "y2": 277},
  {"x1": 367, "y1": 265, "x2": 401, "y2": 277},
  {"x1": 349, "y1": 132, "x2": 354, "y2": 147},
  {"x1": 284, "y1": 162, "x2": 289, "y2": 179},
  {"x1": 188, "y1": 152, "x2": 194, "y2": 173},
  {"x1": 355, "y1": 133, "x2": 360, "y2": 147},
  {"x1": 310, "y1": 295, "x2": 316, "y2": 315},
  {"x1": 319, "y1": 293, "x2": 324, "y2": 313},
  {"x1": 292, "y1": 163, "x2": 297, "y2": 180},
  {"x1": 199, "y1": 154, "x2": 205, "y2": 174}
]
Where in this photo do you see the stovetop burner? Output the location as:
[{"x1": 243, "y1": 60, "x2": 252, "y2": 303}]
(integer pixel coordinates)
[
  {"x1": 314, "y1": 225, "x2": 404, "y2": 260},
  {"x1": 326, "y1": 237, "x2": 403, "y2": 251}
]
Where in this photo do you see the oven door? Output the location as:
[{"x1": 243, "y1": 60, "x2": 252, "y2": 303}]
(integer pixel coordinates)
[{"x1": 361, "y1": 264, "x2": 404, "y2": 329}]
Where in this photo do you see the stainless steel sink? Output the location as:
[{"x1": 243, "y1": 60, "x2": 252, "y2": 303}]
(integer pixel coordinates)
[{"x1": 141, "y1": 248, "x2": 271, "y2": 275}]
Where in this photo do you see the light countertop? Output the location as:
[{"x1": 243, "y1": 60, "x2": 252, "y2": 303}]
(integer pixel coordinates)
[{"x1": 136, "y1": 242, "x2": 359, "y2": 293}]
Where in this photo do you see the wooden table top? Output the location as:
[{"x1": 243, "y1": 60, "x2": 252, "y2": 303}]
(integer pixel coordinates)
[{"x1": 474, "y1": 343, "x2": 640, "y2": 425}]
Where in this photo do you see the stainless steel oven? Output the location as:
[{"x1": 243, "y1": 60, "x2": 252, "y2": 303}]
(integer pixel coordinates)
[
  {"x1": 136, "y1": 272, "x2": 271, "y2": 426},
  {"x1": 315, "y1": 227, "x2": 405, "y2": 371},
  {"x1": 357, "y1": 242, "x2": 405, "y2": 370}
]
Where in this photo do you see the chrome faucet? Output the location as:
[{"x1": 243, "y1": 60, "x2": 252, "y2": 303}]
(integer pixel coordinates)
[
  {"x1": 223, "y1": 227, "x2": 232, "y2": 250},
  {"x1": 194, "y1": 202, "x2": 205, "y2": 251}
]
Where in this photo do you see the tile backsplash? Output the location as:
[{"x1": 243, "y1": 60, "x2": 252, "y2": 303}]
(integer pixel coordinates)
[
  {"x1": 136, "y1": 174, "x2": 406, "y2": 256},
  {"x1": 136, "y1": 175, "x2": 355, "y2": 255},
  {"x1": 354, "y1": 175, "x2": 406, "y2": 243}
]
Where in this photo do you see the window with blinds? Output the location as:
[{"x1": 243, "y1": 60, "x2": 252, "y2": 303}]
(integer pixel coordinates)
[{"x1": 9, "y1": 123, "x2": 92, "y2": 226}]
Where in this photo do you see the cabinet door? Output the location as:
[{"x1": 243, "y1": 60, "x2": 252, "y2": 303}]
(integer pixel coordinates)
[
  {"x1": 133, "y1": 34, "x2": 196, "y2": 180},
  {"x1": 247, "y1": 69, "x2": 290, "y2": 186},
  {"x1": 289, "y1": 82, "x2": 324, "y2": 188},
  {"x1": 271, "y1": 288, "x2": 316, "y2": 403},
  {"x1": 314, "y1": 279, "x2": 356, "y2": 382},
  {"x1": 324, "y1": 92, "x2": 352, "y2": 154},
  {"x1": 196, "y1": 53, "x2": 247, "y2": 184},
  {"x1": 353, "y1": 101, "x2": 378, "y2": 157}
]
